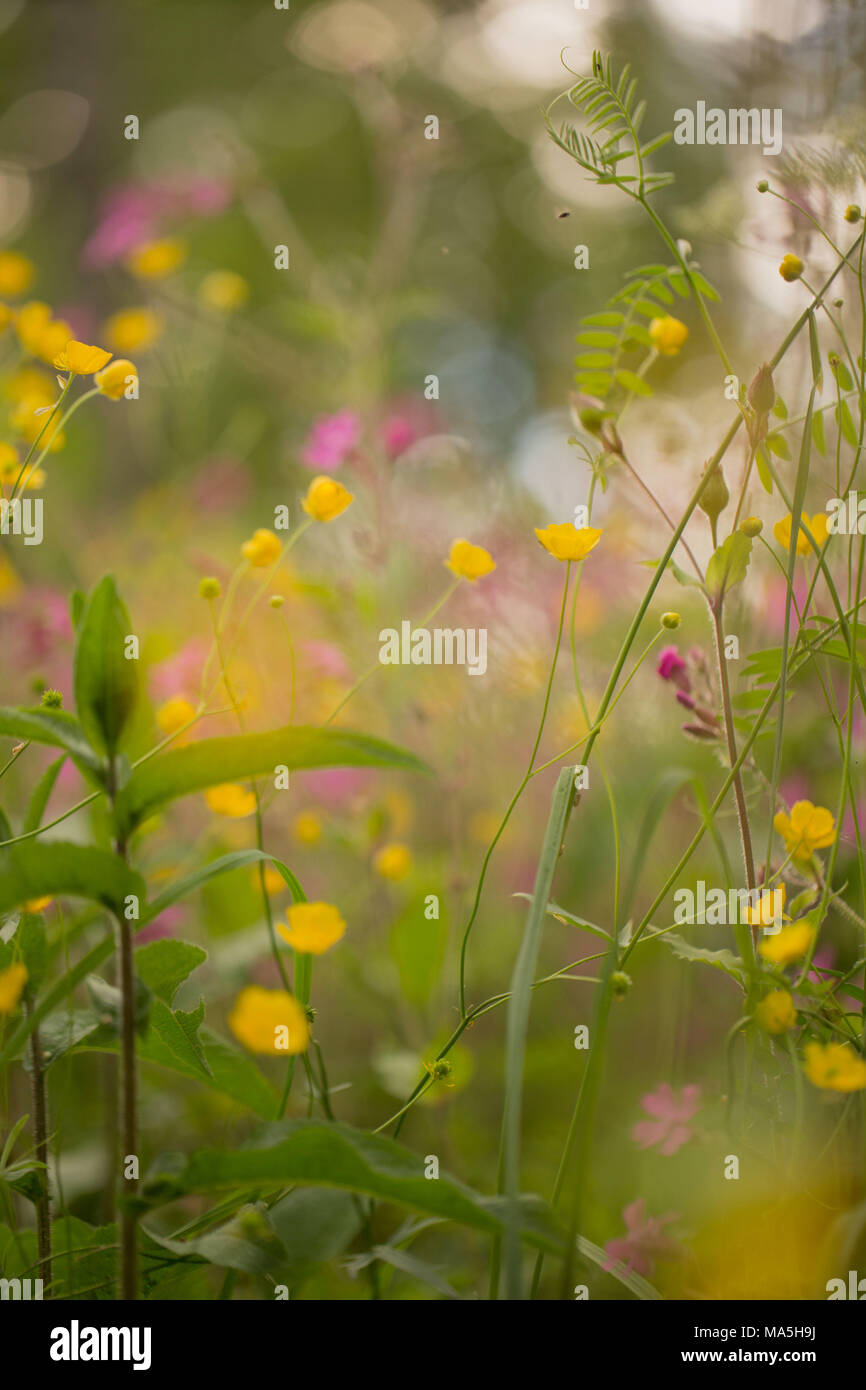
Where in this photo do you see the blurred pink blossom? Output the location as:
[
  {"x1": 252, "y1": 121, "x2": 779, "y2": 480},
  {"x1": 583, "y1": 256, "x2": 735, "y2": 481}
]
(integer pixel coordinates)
[
  {"x1": 82, "y1": 177, "x2": 231, "y2": 269},
  {"x1": 302, "y1": 640, "x2": 350, "y2": 681},
  {"x1": 603, "y1": 1199, "x2": 682, "y2": 1278},
  {"x1": 632, "y1": 1082, "x2": 701, "y2": 1155},
  {"x1": 304, "y1": 767, "x2": 370, "y2": 806},
  {"x1": 190, "y1": 457, "x2": 251, "y2": 514},
  {"x1": 149, "y1": 638, "x2": 208, "y2": 702},
  {"x1": 299, "y1": 411, "x2": 361, "y2": 471},
  {"x1": 136, "y1": 906, "x2": 186, "y2": 946}
]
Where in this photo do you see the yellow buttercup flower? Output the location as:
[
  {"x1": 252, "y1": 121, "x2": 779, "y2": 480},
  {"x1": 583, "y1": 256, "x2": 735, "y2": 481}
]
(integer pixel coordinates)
[
  {"x1": 199, "y1": 270, "x2": 249, "y2": 312},
  {"x1": 241, "y1": 528, "x2": 282, "y2": 567},
  {"x1": 292, "y1": 811, "x2": 323, "y2": 845},
  {"x1": 745, "y1": 883, "x2": 786, "y2": 927},
  {"x1": 94, "y1": 358, "x2": 137, "y2": 400},
  {"x1": 373, "y1": 842, "x2": 412, "y2": 881},
  {"x1": 803, "y1": 1041, "x2": 866, "y2": 1092},
  {"x1": 774, "y1": 800, "x2": 836, "y2": 862},
  {"x1": 278, "y1": 901, "x2": 346, "y2": 955},
  {"x1": 228, "y1": 985, "x2": 310, "y2": 1055},
  {"x1": 302, "y1": 476, "x2": 354, "y2": 523},
  {"x1": 0, "y1": 251, "x2": 35, "y2": 297},
  {"x1": 16, "y1": 303, "x2": 73, "y2": 365},
  {"x1": 54, "y1": 340, "x2": 112, "y2": 375},
  {"x1": 156, "y1": 696, "x2": 197, "y2": 738},
  {"x1": 103, "y1": 307, "x2": 162, "y2": 354},
  {"x1": 4, "y1": 366, "x2": 54, "y2": 405},
  {"x1": 0, "y1": 962, "x2": 28, "y2": 1013},
  {"x1": 205, "y1": 783, "x2": 257, "y2": 817},
  {"x1": 445, "y1": 539, "x2": 496, "y2": 582},
  {"x1": 758, "y1": 920, "x2": 815, "y2": 966},
  {"x1": 649, "y1": 314, "x2": 689, "y2": 355},
  {"x1": 754, "y1": 990, "x2": 797, "y2": 1035},
  {"x1": 127, "y1": 238, "x2": 187, "y2": 279},
  {"x1": 773, "y1": 513, "x2": 828, "y2": 555},
  {"x1": 779, "y1": 253, "x2": 803, "y2": 283},
  {"x1": 535, "y1": 523, "x2": 602, "y2": 562},
  {"x1": 24, "y1": 896, "x2": 53, "y2": 913}
]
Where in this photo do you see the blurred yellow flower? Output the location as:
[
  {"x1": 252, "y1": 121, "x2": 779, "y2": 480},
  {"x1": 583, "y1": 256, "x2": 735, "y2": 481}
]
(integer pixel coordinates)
[
  {"x1": 199, "y1": 270, "x2": 249, "y2": 312},
  {"x1": 11, "y1": 398, "x2": 65, "y2": 451},
  {"x1": 744, "y1": 883, "x2": 786, "y2": 926},
  {"x1": 373, "y1": 842, "x2": 412, "y2": 880},
  {"x1": 241, "y1": 528, "x2": 282, "y2": 567},
  {"x1": 535, "y1": 523, "x2": 602, "y2": 562},
  {"x1": 302, "y1": 475, "x2": 354, "y2": 522},
  {"x1": 260, "y1": 864, "x2": 287, "y2": 895},
  {"x1": 4, "y1": 366, "x2": 54, "y2": 405},
  {"x1": 292, "y1": 810, "x2": 323, "y2": 845},
  {"x1": 445, "y1": 538, "x2": 496, "y2": 582},
  {"x1": 754, "y1": 990, "x2": 797, "y2": 1034},
  {"x1": 54, "y1": 341, "x2": 112, "y2": 375},
  {"x1": 758, "y1": 921, "x2": 815, "y2": 966},
  {"x1": 127, "y1": 238, "x2": 187, "y2": 279},
  {"x1": 0, "y1": 302, "x2": 12, "y2": 330},
  {"x1": 773, "y1": 513, "x2": 828, "y2": 555},
  {"x1": 0, "y1": 251, "x2": 34, "y2": 297},
  {"x1": 156, "y1": 696, "x2": 197, "y2": 738},
  {"x1": 205, "y1": 783, "x2": 257, "y2": 817},
  {"x1": 103, "y1": 307, "x2": 162, "y2": 354},
  {"x1": 16, "y1": 303, "x2": 73, "y2": 364},
  {"x1": 804, "y1": 1041, "x2": 866, "y2": 1092},
  {"x1": 0, "y1": 962, "x2": 28, "y2": 1013},
  {"x1": 774, "y1": 800, "x2": 836, "y2": 861},
  {"x1": 228, "y1": 986, "x2": 310, "y2": 1054},
  {"x1": 779, "y1": 253, "x2": 803, "y2": 282},
  {"x1": 278, "y1": 901, "x2": 346, "y2": 955},
  {"x1": 24, "y1": 896, "x2": 53, "y2": 913},
  {"x1": 649, "y1": 314, "x2": 689, "y2": 355},
  {"x1": 94, "y1": 358, "x2": 137, "y2": 399}
]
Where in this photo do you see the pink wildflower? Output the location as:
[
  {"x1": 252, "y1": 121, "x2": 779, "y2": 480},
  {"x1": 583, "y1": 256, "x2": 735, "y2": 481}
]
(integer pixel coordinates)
[
  {"x1": 300, "y1": 411, "x2": 361, "y2": 471},
  {"x1": 632, "y1": 1082, "x2": 701, "y2": 1155},
  {"x1": 603, "y1": 1198, "x2": 682, "y2": 1278}
]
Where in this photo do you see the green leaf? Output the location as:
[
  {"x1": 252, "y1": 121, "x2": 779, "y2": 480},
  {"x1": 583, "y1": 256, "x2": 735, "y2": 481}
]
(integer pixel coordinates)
[
  {"x1": 268, "y1": 1187, "x2": 363, "y2": 1282},
  {"x1": 23, "y1": 756, "x2": 66, "y2": 833},
  {"x1": 148, "y1": 1203, "x2": 288, "y2": 1276},
  {"x1": 16, "y1": 914, "x2": 47, "y2": 994},
  {"x1": 837, "y1": 400, "x2": 858, "y2": 446},
  {"x1": 807, "y1": 310, "x2": 823, "y2": 392},
  {"x1": 705, "y1": 531, "x2": 753, "y2": 599},
  {"x1": 660, "y1": 933, "x2": 745, "y2": 985},
  {"x1": 87, "y1": 973, "x2": 152, "y2": 1036},
  {"x1": 0, "y1": 708, "x2": 103, "y2": 783},
  {"x1": 115, "y1": 726, "x2": 428, "y2": 834},
  {"x1": 689, "y1": 271, "x2": 720, "y2": 302},
  {"x1": 134, "y1": 939, "x2": 207, "y2": 1004},
  {"x1": 614, "y1": 368, "x2": 653, "y2": 397},
  {"x1": 73, "y1": 575, "x2": 139, "y2": 759},
  {"x1": 0, "y1": 842, "x2": 144, "y2": 917},
  {"x1": 21, "y1": 1010, "x2": 102, "y2": 1070},
  {"x1": 390, "y1": 894, "x2": 447, "y2": 1006},
  {"x1": 811, "y1": 411, "x2": 827, "y2": 457},
  {"x1": 755, "y1": 442, "x2": 774, "y2": 493},
  {"x1": 766, "y1": 432, "x2": 791, "y2": 460},
  {"x1": 150, "y1": 997, "x2": 212, "y2": 1078}
]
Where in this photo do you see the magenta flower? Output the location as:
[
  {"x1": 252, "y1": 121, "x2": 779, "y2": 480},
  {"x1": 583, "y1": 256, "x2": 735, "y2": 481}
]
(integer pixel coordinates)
[
  {"x1": 302, "y1": 640, "x2": 351, "y2": 681},
  {"x1": 657, "y1": 645, "x2": 685, "y2": 681},
  {"x1": 632, "y1": 1082, "x2": 701, "y2": 1155},
  {"x1": 603, "y1": 1199, "x2": 682, "y2": 1278},
  {"x1": 381, "y1": 415, "x2": 418, "y2": 458},
  {"x1": 300, "y1": 411, "x2": 361, "y2": 471}
]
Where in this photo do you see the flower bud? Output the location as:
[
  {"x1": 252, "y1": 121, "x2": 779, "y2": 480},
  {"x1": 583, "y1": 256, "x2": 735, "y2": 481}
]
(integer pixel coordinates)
[
  {"x1": 747, "y1": 363, "x2": 775, "y2": 415},
  {"x1": 698, "y1": 462, "x2": 729, "y2": 524},
  {"x1": 40, "y1": 688, "x2": 63, "y2": 708},
  {"x1": 610, "y1": 970, "x2": 632, "y2": 999},
  {"x1": 756, "y1": 180, "x2": 769, "y2": 193},
  {"x1": 682, "y1": 722, "x2": 720, "y2": 740},
  {"x1": 844, "y1": 204, "x2": 861, "y2": 223},
  {"x1": 269, "y1": 595, "x2": 285, "y2": 609},
  {"x1": 198, "y1": 576, "x2": 221, "y2": 600},
  {"x1": 779, "y1": 253, "x2": 803, "y2": 282},
  {"x1": 739, "y1": 516, "x2": 763, "y2": 537},
  {"x1": 661, "y1": 611, "x2": 681, "y2": 629}
]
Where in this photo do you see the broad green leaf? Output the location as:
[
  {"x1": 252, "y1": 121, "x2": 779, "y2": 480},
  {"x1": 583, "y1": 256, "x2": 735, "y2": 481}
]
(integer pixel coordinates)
[
  {"x1": 87, "y1": 973, "x2": 152, "y2": 1036},
  {"x1": 660, "y1": 933, "x2": 745, "y2": 985},
  {"x1": 348, "y1": 1243, "x2": 467, "y2": 1299},
  {"x1": 75, "y1": 1025, "x2": 278, "y2": 1118},
  {"x1": 150, "y1": 997, "x2": 211, "y2": 1078},
  {"x1": 148, "y1": 1203, "x2": 288, "y2": 1276},
  {"x1": 268, "y1": 1187, "x2": 363, "y2": 1282},
  {"x1": 134, "y1": 939, "x2": 207, "y2": 1004},
  {"x1": 115, "y1": 726, "x2": 428, "y2": 833},
  {"x1": 0, "y1": 708, "x2": 103, "y2": 783},
  {"x1": 73, "y1": 575, "x2": 139, "y2": 758},
  {"x1": 705, "y1": 531, "x2": 753, "y2": 599},
  {"x1": 0, "y1": 842, "x2": 144, "y2": 917},
  {"x1": 21, "y1": 1009, "x2": 101, "y2": 1069},
  {"x1": 766, "y1": 432, "x2": 791, "y2": 460},
  {"x1": 141, "y1": 849, "x2": 304, "y2": 926}
]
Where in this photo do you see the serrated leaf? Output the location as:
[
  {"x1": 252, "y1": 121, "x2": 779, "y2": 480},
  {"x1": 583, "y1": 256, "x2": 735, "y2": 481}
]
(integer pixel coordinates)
[
  {"x1": 705, "y1": 531, "x2": 753, "y2": 599},
  {"x1": 134, "y1": 939, "x2": 207, "y2": 1004},
  {"x1": 660, "y1": 933, "x2": 745, "y2": 983},
  {"x1": 151, "y1": 997, "x2": 211, "y2": 1078}
]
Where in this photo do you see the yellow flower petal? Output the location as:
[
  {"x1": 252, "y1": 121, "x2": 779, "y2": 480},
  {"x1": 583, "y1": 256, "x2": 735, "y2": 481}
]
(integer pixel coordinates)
[
  {"x1": 803, "y1": 1041, "x2": 866, "y2": 1092},
  {"x1": 373, "y1": 842, "x2": 412, "y2": 880},
  {"x1": 228, "y1": 986, "x2": 310, "y2": 1054},
  {"x1": 54, "y1": 340, "x2": 112, "y2": 375},
  {"x1": 648, "y1": 314, "x2": 689, "y2": 355},
  {"x1": 241, "y1": 528, "x2": 282, "y2": 567},
  {"x1": 94, "y1": 358, "x2": 137, "y2": 399},
  {"x1": 278, "y1": 901, "x2": 346, "y2": 955},
  {"x1": 445, "y1": 539, "x2": 496, "y2": 582},
  {"x1": 205, "y1": 783, "x2": 257, "y2": 817},
  {"x1": 534, "y1": 523, "x2": 602, "y2": 562},
  {"x1": 0, "y1": 962, "x2": 28, "y2": 1014},
  {"x1": 301, "y1": 476, "x2": 354, "y2": 523}
]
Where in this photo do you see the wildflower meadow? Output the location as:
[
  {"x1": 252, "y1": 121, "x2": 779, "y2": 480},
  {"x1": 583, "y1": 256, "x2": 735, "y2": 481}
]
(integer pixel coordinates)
[{"x1": 0, "y1": 0, "x2": 865, "y2": 1342}]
